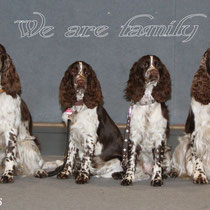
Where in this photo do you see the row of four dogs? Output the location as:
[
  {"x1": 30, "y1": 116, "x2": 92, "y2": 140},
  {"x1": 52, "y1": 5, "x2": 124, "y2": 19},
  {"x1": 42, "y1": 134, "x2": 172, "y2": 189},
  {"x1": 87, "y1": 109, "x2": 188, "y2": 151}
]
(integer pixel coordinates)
[{"x1": 0, "y1": 43, "x2": 209, "y2": 186}]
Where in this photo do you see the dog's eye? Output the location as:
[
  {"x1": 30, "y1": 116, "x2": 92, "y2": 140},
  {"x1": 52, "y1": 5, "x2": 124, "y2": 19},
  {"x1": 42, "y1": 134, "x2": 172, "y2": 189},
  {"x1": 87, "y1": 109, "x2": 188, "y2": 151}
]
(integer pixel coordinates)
[
  {"x1": 71, "y1": 69, "x2": 77, "y2": 75},
  {"x1": 155, "y1": 62, "x2": 160, "y2": 68},
  {"x1": 84, "y1": 68, "x2": 89, "y2": 75},
  {"x1": 144, "y1": 62, "x2": 149, "y2": 68}
]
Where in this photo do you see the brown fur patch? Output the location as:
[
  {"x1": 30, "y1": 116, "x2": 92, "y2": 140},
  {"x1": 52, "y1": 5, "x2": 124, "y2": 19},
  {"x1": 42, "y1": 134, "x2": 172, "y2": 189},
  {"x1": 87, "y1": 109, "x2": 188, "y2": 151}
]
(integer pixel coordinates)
[
  {"x1": 1, "y1": 54, "x2": 21, "y2": 98},
  {"x1": 191, "y1": 49, "x2": 210, "y2": 105}
]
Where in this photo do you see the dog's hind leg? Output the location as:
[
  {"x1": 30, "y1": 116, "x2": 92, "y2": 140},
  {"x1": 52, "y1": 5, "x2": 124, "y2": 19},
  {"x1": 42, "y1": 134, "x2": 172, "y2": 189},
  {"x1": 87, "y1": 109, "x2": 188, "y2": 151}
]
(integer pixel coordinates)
[
  {"x1": 91, "y1": 157, "x2": 123, "y2": 178},
  {"x1": 17, "y1": 139, "x2": 49, "y2": 177}
]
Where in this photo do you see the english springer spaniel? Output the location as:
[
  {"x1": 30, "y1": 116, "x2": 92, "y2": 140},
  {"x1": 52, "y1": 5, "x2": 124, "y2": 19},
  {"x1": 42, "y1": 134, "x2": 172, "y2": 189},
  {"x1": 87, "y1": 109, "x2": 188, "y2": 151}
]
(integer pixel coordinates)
[
  {"x1": 113, "y1": 55, "x2": 172, "y2": 186},
  {"x1": 46, "y1": 61, "x2": 123, "y2": 184},
  {"x1": 0, "y1": 44, "x2": 61, "y2": 183},
  {"x1": 172, "y1": 48, "x2": 210, "y2": 184}
]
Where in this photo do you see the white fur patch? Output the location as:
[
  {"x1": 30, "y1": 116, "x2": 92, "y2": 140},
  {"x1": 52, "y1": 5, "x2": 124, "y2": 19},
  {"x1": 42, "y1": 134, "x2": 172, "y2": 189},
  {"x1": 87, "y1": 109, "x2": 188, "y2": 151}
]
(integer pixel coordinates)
[
  {"x1": 150, "y1": 55, "x2": 154, "y2": 67},
  {"x1": 78, "y1": 61, "x2": 83, "y2": 75},
  {"x1": 139, "y1": 82, "x2": 156, "y2": 105},
  {"x1": 191, "y1": 98, "x2": 210, "y2": 179},
  {"x1": 94, "y1": 142, "x2": 103, "y2": 156},
  {"x1": 69, "y1": 105, "x2": 99, "y2": 151}
]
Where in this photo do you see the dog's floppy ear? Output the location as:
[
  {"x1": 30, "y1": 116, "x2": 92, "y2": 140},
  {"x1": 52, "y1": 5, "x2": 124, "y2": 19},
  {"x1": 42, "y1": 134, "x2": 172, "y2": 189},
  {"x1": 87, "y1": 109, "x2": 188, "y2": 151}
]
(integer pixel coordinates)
[
  {"x1": 1, "y1": 55, "x2": 21, "y2": 97},
  {"x1": 152, "y1": 62, "x2": 171, "y2": 103},
  {"x1": 191, "y1": 49, "x2": 210, "y2": 105},
  {"x1": 0, "y1": 44, "x2": 6, "y2": 54},
  {"x1": 205, "y1": 48, "x2": 210, "y2": 75},
  {"x1": 185, "y1": 107, "x2": 195, "y2": 134},
  {"x1": 83, "y1": 64, "x2": 103, "y2": 108},
  {"x1": 59, "y1": 65, "x2": 77, "y2": 109},
  {"x1": 124, "y1": 61, "x2": 145, "y2": 102}
]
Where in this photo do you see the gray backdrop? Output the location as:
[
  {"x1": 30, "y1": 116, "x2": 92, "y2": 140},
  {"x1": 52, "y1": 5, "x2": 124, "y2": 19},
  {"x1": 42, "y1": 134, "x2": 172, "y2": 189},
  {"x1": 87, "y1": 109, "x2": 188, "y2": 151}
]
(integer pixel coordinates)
[{"x1": 0, "y1": 0, "x2": 209, "y2": 124}]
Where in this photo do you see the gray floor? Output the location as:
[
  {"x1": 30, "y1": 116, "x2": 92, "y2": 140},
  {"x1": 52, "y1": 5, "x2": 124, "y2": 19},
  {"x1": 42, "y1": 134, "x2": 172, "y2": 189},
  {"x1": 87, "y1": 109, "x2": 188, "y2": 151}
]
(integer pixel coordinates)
[
  {"x1": 1, "y1": 127, "x2": 210, "y2": 210},
  {"x1": 1, "y1": 173, "x2": 210, "y2": 210}
]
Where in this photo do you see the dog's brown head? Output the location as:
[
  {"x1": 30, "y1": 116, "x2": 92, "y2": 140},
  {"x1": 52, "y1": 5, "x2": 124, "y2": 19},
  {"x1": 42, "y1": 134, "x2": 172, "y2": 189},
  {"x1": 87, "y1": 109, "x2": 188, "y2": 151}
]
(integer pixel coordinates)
[
  {"x1": 125, "y1": 55, "x2": 171, "y2": 103},
  {"x1": 0, "y1": 44, "x2": 21, "y2": 97},
  {"x1": 59, "y1": 61, "x2": 103, "y2": 109},
  {"x1": 191, "y1": 48, "x2": 210, "y2": 104}
]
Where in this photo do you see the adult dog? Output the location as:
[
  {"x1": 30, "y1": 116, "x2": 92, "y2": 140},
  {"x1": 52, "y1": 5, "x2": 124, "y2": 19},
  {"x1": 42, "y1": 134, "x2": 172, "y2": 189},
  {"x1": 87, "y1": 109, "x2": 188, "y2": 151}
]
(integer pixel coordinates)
[
  {"x1": 114, "y1": 55, "x2": 172, "y2": 186},
  {"x1": 47, "y1": 61, "x2": 123, "y2": 184},
  {"x1": 172, "y1": 48, "x2": 210, "y2": 184},
  {"x1": 0, "y1": 44, "x2": 61, "y2": 183}
]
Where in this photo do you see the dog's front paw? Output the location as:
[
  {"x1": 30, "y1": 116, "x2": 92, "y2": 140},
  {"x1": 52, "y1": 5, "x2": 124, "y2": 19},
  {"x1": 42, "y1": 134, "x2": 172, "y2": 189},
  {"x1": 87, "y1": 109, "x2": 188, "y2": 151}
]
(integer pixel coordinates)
[
  {"x1": 0, "y1": 172, "x2": 14, "y2": 183},
  {"x1": 151, "y1": 177, "x2": 163, "y2": 187},
  {"x1": 121, "y1": 174, "x2": 133, "y2": 186},
  {"x1": 121, "y1": 178, "x2": 133, "y2": 186},
  {"x1": 75, "y1": 172, "x2": 90, "y2": 184},
  {"x1": 34, "y1": 169, "x2": 48, "y2": 178},
  {"x1": 57, "y1": 170, "x2": 70, "y2": 179},
  {"x1": 193, "y1": 173, "x2": 208, "y2": 184}
]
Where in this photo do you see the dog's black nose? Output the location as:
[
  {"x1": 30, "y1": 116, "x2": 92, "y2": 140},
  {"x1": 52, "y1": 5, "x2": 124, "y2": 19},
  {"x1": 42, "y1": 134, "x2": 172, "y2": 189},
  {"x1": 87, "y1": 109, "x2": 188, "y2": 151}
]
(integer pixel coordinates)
[
  {"x1": 76, "y1": 79, "x2": 86, "y2": 88},
  {"x1": 148, "y1": 69, "x2": 159, "y2": 81}
]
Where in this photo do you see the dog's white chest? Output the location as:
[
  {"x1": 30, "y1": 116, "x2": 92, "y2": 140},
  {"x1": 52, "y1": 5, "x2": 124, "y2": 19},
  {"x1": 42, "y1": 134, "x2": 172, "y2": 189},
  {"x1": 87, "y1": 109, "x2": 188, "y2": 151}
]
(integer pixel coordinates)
[
  {"x1": 130, "y1": 102, "x2": 166, "y2": 149},
  {"x1": 0, "y1": 93, "x2": 21, "y2": 134},
  {"x1": 192, "y1": 98, "x2": 210, "y2": 129},
  {"x1": 69, "y1": 106, "x2": 99, "y2": 150}
]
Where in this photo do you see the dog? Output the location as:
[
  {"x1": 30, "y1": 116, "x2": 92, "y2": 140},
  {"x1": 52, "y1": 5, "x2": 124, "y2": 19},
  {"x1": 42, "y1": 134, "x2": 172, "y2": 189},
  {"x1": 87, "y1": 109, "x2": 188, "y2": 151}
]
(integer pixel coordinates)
[
  {"x1": 113, "y1": 55, "x2": 172, "y2": 186},
  {"x1": 45, "y1": 61, "x2": 124, "y2": 184},
  {"x1": 172, "y1": 48, "x2": 210, "y2": 184},
  {"x1": 0, "y1": 44, "x2": 61, "y2": 183}
]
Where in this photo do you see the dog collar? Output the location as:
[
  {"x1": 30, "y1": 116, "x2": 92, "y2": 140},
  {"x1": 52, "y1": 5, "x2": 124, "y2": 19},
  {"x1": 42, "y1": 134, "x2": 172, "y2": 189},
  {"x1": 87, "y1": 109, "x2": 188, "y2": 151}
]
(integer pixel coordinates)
[
  {"x1": 139, "y1": 99, "x2": 155, "y2": 106},
  {"x1": 65, "y1": 100, "x2": 84, "y2": 118},
  {"x1": 74, "y1": 99, "x2": 84, "y2": 106},
  {"x1": 0, "y1": 89, "x2": 4, "y2": 94}
]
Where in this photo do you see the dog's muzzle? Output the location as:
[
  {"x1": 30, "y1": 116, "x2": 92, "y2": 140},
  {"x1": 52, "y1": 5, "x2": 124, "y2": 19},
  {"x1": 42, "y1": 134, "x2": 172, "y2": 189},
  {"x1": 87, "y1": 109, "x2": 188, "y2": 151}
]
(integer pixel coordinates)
[
  {"x1": 146, "y1": 68, "x2": 160, "y2": 82},
  {"x1": 75, "y1": 76, "x2": 86, "y2": 89}
]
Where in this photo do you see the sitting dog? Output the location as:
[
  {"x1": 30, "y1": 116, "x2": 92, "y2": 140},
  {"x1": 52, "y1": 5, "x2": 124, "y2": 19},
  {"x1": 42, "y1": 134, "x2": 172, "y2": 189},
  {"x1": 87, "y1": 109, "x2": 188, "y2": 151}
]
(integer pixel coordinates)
[
  {"x1": 0, "y1": 44, "x2": 61, "y2": 183},
  {"x1": 172, "y1": 48, "x2": 210, "y2": 184},
  {"x1": 113, "y1": 55, "x2": 172, "y2": 186},
  {"x1": 46, "y1": 61, "x2": 123, "y2": 184}
]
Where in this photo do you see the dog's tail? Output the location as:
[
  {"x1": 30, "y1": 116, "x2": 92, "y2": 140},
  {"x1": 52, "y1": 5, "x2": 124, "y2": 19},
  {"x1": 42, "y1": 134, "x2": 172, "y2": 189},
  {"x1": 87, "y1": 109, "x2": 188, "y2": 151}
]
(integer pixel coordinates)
[
  {"x1": 47, "y1": 164, "x2": 65, "y2": 177},
  {"x1": 41, "y1": 159, "x2": 64, "y2": 177},
  {"x1": 45, "y1": 153, "x2": 68, "y2": 177}
]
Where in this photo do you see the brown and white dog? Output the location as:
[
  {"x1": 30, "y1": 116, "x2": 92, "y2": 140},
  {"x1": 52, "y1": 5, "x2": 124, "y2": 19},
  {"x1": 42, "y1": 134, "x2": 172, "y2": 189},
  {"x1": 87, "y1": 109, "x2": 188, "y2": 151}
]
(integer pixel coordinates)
[
  {"x1": 46, "y1": 61, "x2": 124, "y2": 184},
  {"x1": 172, "y1": 48, "x2": 210, "y2": 184},
  {"x1": 113, "y1": 55, "x2": 172, "y2": 186},
  {"x1": 0, "y1": 44, "x2": 61, "y2": 183}
]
